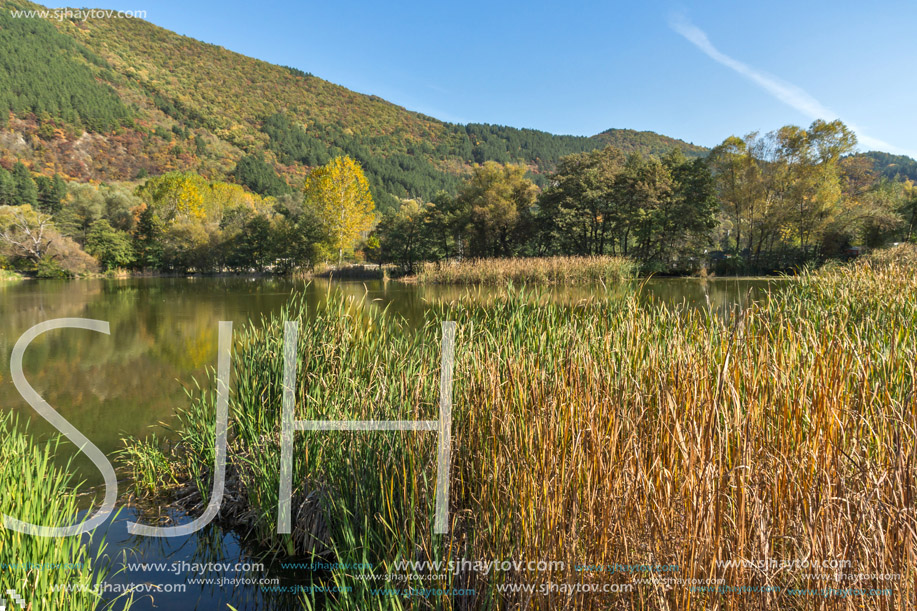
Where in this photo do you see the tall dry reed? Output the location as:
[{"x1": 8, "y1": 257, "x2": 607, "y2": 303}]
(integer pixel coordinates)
[{"x1": 125, "y1": 257, "x2": 916, "y2": 610}]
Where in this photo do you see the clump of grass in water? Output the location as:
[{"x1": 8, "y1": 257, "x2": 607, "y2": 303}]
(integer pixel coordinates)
[
  {"x1": 416, "y1": 255, "x2": 635, "y2": 285},
  {"x1": 125, "y1": 260, "x2": 916, "y2": 610},
  {"x1": 0, "y1": 413, "x2": 131, "y2": 610}
]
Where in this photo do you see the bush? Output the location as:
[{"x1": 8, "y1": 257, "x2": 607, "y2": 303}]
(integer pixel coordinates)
[
  {"x1": 47, "y1": 236, "x2": 100, "y2": 276},
  {"x1": 36, "y1": 255, "x2": 69, "y2": 278}
]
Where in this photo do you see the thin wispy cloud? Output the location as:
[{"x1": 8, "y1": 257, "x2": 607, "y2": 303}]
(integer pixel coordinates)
[{"x1": 669, "y1": 14, "x2": 915, "y2": 157}]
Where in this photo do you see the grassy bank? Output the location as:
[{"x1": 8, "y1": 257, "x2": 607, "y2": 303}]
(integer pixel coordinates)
[
  {"x1": 414, "y1": 255, "x2": 635, "y2": 285},
  {"x1": 0, "y1": 414, "x2": 127, "y2": 610},
  {"x1": 124, "y1": 256, "x2": 915, "y2": 609},
  {"x1": 0, "y1": 268, "x2": 23, "y2": 282}
]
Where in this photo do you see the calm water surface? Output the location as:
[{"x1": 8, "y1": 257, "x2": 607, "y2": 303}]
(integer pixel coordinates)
[{"x1": 0, "y1": 276, "x2": 783, "y2": 609}]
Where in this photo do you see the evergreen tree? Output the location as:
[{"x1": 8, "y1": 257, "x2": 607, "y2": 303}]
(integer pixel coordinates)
[
  {"x1": 0, "y1": 9, "x2": 131, "y2": 131},
  {"x1": 12, "y1": 163, "x2": 37, "y2": 207},
  {"x1": 133, "y1": 205, "x2": 164, "y2": 270},
  {"x1": 231, "y1": 153, "x2": 290, "y2": 197},
  {"x1": 0, "y1": 166, "x2": 15, "y2": 206},
  {"x1": 35, "y1": 174, "x2": 68, "y2": 215}
]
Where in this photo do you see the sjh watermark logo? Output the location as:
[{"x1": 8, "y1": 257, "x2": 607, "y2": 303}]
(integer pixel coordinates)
[{"x1": 4, "y1": 318, "x2": 456, "y2": 539}]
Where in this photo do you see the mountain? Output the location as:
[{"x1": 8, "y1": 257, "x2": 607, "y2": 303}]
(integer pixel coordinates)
[
  {"x1": 0, "y1": 0, "x2": 708, "y2": 209},
  {"x1": 592, "y1": 128, "x2": 708, "y2": 157}
]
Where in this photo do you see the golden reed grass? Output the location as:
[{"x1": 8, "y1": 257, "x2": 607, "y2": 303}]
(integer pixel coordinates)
[
  {"x1": 127, "y1": 253, "x2": 916, "y2": 610},
  {"x1": 416, "y1": 255, "x2": 636, "y2": 285}
]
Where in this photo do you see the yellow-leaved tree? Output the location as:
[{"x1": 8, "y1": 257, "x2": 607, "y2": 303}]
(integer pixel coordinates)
[{"x1": 303, "y1": 156, "x2": 375, "y2": 264}]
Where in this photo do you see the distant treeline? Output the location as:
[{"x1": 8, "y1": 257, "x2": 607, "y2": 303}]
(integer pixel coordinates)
[
  {"x1": 1, "y1": 119, "x2": 915, "y2": 278},
  {"x1": 372, "y1": 120, "x2": 917, "y2": 275}
]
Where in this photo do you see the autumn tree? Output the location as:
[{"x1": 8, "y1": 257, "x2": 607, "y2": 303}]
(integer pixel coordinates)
[
  {"x1": 707, "y1": 135, "x2": 763, "y2": 253},
  {"x1": 456, "y1": 161, "x2": 538, "y2": 257},
  {"x1": 303, "y1": 156, "x2": 376, "y2": 264},
  {"x1": 708, "y1": 120, "x2": 861, "y2": 269},
  {"x1": 0, "y1": 205, "x2": 56, "y2": 263},
  {"x1": 900, "y1": 180, "x2": 917, "y2": 243},
  {"x1": 136, "y1": 172, "x2": 276, "y2": 272}
]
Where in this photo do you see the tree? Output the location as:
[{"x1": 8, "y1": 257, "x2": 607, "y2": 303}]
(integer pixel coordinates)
[
  {"x1": 707, "y1": 135, "x2": 763, "y2": 253},
  {"x1": 538, "y1": 147, "x2": 624, "y2": 255},
  {"x1": 136, "y1": 172, "x2": 206, "y2": 223},
  {"x1": 133, "y1": 204, "x2": 164, "y2": 270},
  {"x1": 664, "y1": 155, "x2": 719, "y2": 262},
  {"x1": 273, "y1": 194, "x2": 329, "y2": 272},
  {"x1": 776, "y1": 120, "x2": 856, "y2": 255},
  {"x1": 12, "y1": 162, "x2": 37, "y2": 207},
  {"x1": 232, "y1": 153, "x2": 290, "y2": 197},
  {"x1": 375, "y1": 199, "x2": 436, "y2": 273},
  {"x1": 901, "y1": 180, "x2": 917, "y2": 243},
  {"x1": 303, "y1": 156, "x2": 376, "y2": 264},
  {"x1": 85, "y1": 219, "x2": 135, "y2": 271},
  {"x1": 0, "y1": 205, "x2": 56, "y2": 263},
  {"x1": 0, "y1": 166, "x2": 15, "y2": 206},
  {"x1": 424, "y1": 191, "x2": 465, "y2": 260},
  {"x1": 226, "y1": 214, "x2": 274, "y2": 272},
  {"x1": 56, "y1": 183, "x2": 104, "y2": 243},
  {"x1": 34, "y1": 174, "x2": 68, "y2": 215},
  {"x1": 707, "y1": 120, "x2": 861, "y2": 269},
  {"x1": 456, "y1": 162, "x2": 538, "y2": 257}
]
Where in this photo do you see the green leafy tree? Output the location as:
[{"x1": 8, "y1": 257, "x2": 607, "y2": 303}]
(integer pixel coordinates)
[
  {"x1": 273, "y1": 194, "x2": 329, "y2": 272},
  {"x1": 456, "y1": 162, "x2": 538, "y2": 257},
  {"x1": 425, "y1": 191, "x2": 465, "y2": 260},
  {"x1": 34, "y1": 174, "x2": 68, "y2": 215},
  {"x1": 85, "y1": 219, "x2": 135, "y2": 270},
  {"x1": 56, "y1": 183, "x2": 104, "y2": 243},
  {"x1": 538, "y1": 146, "x2": 624, "y2": 255},
  {"x1": 133, "y1": 205, "x2": 165, "y2": 270},
  {"x1": 376, "y1": 199, "x2": 437, "y2": 273},
  {"x1": 226, "y1": 214, "x2": 274, "y2": 272}
]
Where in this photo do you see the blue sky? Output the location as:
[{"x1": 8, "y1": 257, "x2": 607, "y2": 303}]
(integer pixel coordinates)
[{"x1": 48, "y1": 0, "x2": 917, "y2": 156}]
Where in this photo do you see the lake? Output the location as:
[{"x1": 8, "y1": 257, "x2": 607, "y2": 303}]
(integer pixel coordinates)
[{"x1": 0, "y1": 276, "x2": 782, "y2": 609}]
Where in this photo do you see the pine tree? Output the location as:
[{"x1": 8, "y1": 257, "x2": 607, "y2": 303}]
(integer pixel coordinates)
[
  {"x1": 12, "y1": 162, "x2": 38, "y2": 207},
  {"x1": 35, "y1": 174, "x2": 68, "y2": 214},
  {"x1": 0, "y1": 166, "x2": 15, "y2": 206}
]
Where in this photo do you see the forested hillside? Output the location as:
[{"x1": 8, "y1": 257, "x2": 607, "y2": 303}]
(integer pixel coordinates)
[
  {"x1": 0, "y1": 0, "x2": 707, "y2": 209},
  {"x1": 860, "y1": 151, "x2": 917, "y2": 182}
]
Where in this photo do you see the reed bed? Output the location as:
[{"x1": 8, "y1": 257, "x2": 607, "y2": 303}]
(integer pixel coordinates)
[
  {"x1": 0, "y1": 414, "x2": 128, "y2": 610},
  {"x1": 125, "y1": 256, "x2": 916, "y2": 610},
  {"x1": 415, "y1": 255, "x2": 635, "y2": 285}
]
